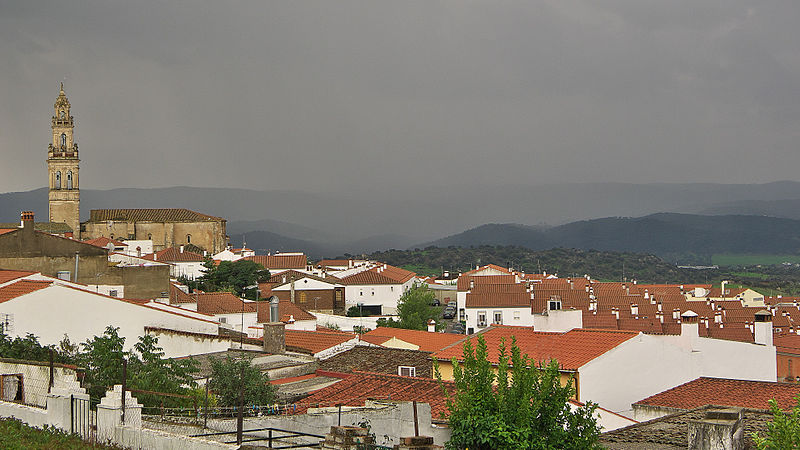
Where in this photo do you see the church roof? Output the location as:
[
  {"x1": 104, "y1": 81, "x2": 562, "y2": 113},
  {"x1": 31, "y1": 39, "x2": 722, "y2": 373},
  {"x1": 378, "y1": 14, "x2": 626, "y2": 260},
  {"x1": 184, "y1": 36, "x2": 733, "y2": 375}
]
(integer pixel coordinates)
[{"x1": 87, "y1": 208, "x2": 225, "y2": 223}]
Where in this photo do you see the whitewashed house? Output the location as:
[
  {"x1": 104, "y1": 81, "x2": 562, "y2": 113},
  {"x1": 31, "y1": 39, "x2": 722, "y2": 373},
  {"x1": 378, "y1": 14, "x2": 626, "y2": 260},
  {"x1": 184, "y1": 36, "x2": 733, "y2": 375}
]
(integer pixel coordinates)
[
  {"x1": 335, "y1": 263, "x2": 417, "y2": 315},
  {"x1": 143, "y1": 246, "x2": 207, "y2": 280}
]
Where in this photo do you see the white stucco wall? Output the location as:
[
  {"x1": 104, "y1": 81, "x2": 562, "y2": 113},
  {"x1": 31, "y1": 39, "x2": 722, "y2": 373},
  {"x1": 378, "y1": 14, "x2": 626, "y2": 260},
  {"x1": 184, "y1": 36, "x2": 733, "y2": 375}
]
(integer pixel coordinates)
[
  {"x1": 464, "y1": 306, "x2": 532, "y2": 333},
  {"x1": 578, "y1": 332, "x2": 777, "y2": 415},
  {"x1": 344, "y1": 279, "x2": 414, "y2": 315},
  {"x1": 143, "y1": 329, "x2": 237, "y2": 358},
  {"x1": 169, "y1": 261, "x2": 206, "y2": 280},
  {"x1": 313, "y1": 312, "x2": 384, "y2": 332},
  {"x1": 0, "y1": 285, "x2": 219, "y2": 353},
  {"x1": 532, "y1": 309, "x2": 583, "y2": 332}
]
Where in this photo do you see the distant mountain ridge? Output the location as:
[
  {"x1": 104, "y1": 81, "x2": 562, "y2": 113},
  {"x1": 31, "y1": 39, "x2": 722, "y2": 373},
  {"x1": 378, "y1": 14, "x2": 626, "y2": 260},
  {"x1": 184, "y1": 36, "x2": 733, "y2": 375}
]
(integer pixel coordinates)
[
  {"x1": 4, "y1": 182, "x2": 800, "y2": 258},
  {"x1": 422, "y1": 213, "x2": 800, "y2": 263}
]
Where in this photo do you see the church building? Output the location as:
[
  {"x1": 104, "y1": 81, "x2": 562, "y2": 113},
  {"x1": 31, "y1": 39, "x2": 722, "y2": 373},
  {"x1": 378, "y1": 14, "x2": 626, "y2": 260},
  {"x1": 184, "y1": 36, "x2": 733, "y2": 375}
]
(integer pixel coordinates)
[{"x1": 47, "y1": 83, "x2": 81, "y2": 239}]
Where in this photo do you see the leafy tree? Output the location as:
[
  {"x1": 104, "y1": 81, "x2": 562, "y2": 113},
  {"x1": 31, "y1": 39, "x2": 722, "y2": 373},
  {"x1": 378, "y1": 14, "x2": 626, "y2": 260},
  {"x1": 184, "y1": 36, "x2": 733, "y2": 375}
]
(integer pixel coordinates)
[
  {"x1": 208, "y1": 356, "x2": 276, "y2": 407},
  {"x1": 437, "y1": 335, "x2": 601, "y2": 450},
  {"x1": 376, "y1": 285, "x2": 443, "y2": 331},
  {"x1": 77, "y1": 326, "x2": 197, "y2": 406},
  {"x1": 196, "y1": 259, "x2": 269, "y2": 298},
  {"x1": 752, "y1": 395, "x2": 800, "y2": 449},
  {"x1": 0, "y1": 330, "x2": 66, "y2": 363}
]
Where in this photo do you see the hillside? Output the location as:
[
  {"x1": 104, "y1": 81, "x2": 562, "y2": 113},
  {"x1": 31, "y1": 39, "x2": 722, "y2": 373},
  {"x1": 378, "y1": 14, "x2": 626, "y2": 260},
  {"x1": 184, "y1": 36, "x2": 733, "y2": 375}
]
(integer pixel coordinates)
[
  {"x1": 369, "y1": 246, "x2": 715, "y2": 284},
  {"x1": 422, "y1": 213, "x2": 800, "y2": 264}
]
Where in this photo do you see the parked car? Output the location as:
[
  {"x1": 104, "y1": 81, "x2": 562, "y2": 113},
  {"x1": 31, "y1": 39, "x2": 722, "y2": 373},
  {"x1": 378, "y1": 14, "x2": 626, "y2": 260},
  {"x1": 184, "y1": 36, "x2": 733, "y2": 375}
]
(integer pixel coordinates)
[
  {"x1": 442, "y1": 307, "x2": 456, "y2": 319},
  {"x1": 449, "y1": 322, "x2": 466, "y2": 334},
  {"x1": 431, "y1": 298, "x2": 441, "y2": 307},
  {"x1": 447, "y1": 300, "x2": 457, "y2": 309}
]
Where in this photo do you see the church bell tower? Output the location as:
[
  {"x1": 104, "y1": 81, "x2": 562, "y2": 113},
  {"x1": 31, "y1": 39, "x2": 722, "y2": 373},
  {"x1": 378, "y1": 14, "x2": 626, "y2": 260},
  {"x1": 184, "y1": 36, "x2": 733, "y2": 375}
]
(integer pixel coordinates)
[{"x1": 48, "y1": 83, "x2": 81, "y2": 238}]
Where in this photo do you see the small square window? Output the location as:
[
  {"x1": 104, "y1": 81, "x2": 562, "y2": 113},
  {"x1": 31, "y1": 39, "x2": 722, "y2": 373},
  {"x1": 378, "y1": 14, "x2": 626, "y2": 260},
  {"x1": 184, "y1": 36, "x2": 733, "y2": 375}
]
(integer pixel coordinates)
[
  {"x1": 398, "y1": 366, "x2": 416, "y2": 377},
  {"x1": 477, "y1": 311, "x2": 487, "y2": 328}
]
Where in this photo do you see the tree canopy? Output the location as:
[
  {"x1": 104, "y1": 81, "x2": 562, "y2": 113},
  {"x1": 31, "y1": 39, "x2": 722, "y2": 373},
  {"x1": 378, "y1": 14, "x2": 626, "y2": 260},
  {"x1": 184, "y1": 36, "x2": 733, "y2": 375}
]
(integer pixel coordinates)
[
  {"x1": 208, "y1": 356, "x2": 276, "y2": 407},
  {"x1": 193, "y1": 259, "x2": 270, "y2": 299},
  {"x1": 437, "y1": 335, "x2": 601, "y2": 449},
  {"x1": 752, "y1": 395, "x2": 800, "y2": 449},
  {"x1": 376, "y1": 285, "x2": 443, "y2": 331}
]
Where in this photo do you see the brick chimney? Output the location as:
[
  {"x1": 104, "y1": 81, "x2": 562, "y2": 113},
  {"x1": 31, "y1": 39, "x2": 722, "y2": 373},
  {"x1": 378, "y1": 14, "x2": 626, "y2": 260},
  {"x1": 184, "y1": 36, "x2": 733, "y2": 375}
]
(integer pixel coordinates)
[
  {"x1": 263, "y1": 296, "x2": 285, "y2": 354},
  {"x1": 20, "y1": 211, "x2": 34, "y2": 233}
]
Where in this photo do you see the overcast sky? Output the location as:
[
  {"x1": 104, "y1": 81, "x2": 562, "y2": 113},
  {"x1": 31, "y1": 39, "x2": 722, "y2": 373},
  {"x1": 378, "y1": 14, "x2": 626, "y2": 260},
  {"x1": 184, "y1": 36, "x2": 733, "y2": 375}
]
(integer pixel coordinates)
[{"x1": 2, "y1": 1, "x2": 799, "y2": 195}]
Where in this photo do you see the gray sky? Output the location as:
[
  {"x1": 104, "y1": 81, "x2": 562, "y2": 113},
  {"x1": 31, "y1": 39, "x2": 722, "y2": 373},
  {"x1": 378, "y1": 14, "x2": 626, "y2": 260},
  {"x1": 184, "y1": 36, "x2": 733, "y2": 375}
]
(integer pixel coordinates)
[{"x1": 2, "y1": 1, "x2": 799, "y2": 194}]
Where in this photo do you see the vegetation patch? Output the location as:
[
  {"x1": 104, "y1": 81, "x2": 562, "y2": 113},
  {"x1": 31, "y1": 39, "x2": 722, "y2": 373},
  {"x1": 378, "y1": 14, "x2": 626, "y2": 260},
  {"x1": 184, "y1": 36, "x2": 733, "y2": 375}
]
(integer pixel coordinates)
[
  {"x1": 712, "y1": 254, "x2": 800, "y2": 267},
  {"x1": 0, "y1": 418, "x2": 118, "y2": 449}
]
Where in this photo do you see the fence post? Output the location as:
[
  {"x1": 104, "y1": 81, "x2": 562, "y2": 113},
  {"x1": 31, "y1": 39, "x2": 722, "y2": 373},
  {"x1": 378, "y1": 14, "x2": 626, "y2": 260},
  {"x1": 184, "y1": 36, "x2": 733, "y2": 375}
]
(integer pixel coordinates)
[
  {"x1": 236, "y1": 365, "x2": 244, "y2": 445},
  {"x1": 48, "y1": 349, "x2": 54, "y2": 393},
  {"x1": 204, "y1": 377, "x2": 209, "y2": 429},
  {"x1": 121, "y1": 358, "x2": 127, "y2": 424}
]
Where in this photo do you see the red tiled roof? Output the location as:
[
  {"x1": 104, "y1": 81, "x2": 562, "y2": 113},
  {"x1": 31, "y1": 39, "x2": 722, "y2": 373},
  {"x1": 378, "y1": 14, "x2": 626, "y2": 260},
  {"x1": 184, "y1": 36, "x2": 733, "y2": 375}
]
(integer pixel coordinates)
[
  {"x1": 0, "y1": 269, "x2": 37, "y2": 285},
  {"x1": 88, "y1": 208, "x2": 224, "y2": 223},
  {"x1": 257, "y1": 300, "x2": 317, "y2": 323},
  {"x1": 244, "y1": 254, "x2": 307, "y2": 270},
  {"x1": 285, "y1": 329, "x2": 357, "y2": 355},
  {"x1": 143, "y1": 247, "x2": 205, "y2": 262},
  {"x1": 465, "y1": 292, "x2": 532, "y2": 308},
  {"x1": 457, "y1": 274, "x2": 517, "y2": 291},
  {"x1": 337, "y1": 265, "x2": 416, "y2": 285},
  {"x1": 432, "y1": 326, "x2": 638, "y2": 371},
  {"x1": 362, "y1": 327, "x2": 465, "y2": 353},
  {"x1": 297, "y1": 371, "x2": 453, "y2": 421},
  {"x1": 0, "y1": 280, "x2": 53, "y2": 303},
  {"x1": 0, "y1": 229, "x2": 17, "y2": 236},
  {"x1": 195, "y1": 292, "x2": 256, "y2": 315},
  {"x1": 169, "y1": 283, "x2": 196, "y2": 304},
  {"x1": 83, "y1": 236, "x2": 126, "y2": 248},
  {"x1": 633, "y1": 377, "x2": 800, "y2": 411}
]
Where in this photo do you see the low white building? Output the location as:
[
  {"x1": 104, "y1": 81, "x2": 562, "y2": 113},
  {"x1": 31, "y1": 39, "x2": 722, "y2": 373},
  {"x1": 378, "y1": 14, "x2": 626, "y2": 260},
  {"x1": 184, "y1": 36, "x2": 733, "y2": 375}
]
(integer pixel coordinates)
[
  {"x1": 336, "y1": 264, "x2": 417, "y2": 315},
  {"x1": 0, "y1": 278, "x2": 220, "y2": 357},
  {"x1": 143, "y1": 246, "x2": 207, "y2": 280}
]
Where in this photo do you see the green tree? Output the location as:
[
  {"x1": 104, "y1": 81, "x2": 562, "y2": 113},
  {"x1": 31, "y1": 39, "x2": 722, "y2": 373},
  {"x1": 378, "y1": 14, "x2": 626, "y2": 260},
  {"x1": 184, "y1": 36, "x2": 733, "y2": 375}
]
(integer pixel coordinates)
[
  {"x1": 0, "y1": 330, "x2": 70, "y2": 363},
  {"x1": 208, "y1": 356, "x2": 276, "y2": 407},
  {"x1": 376, "y1": 285, "x2": 443, "y2": 331},
  {"x1": 196, "y1": 259, "x2": 269, "y2": 298},
  {"x1": 77, "y1": 326, "x2": 197, "y2": 406},
  {"x1": 752, "y1": 395, "x2": 800, "y2": 449},
  {"x1": 437, "y1": 335, "x2": 601, "y2": 450}
]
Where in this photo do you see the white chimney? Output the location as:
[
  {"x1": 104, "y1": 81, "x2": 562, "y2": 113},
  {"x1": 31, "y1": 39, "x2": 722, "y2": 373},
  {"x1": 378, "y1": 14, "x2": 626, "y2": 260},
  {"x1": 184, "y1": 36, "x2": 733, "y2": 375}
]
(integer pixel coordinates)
[
  {"x1": 680, "y1": 310, "x2": 700, "y2": 350},
  {"x1": 657, "y1": 301, "x2": 662, "y2": 312},
  {"x1": 656, "y1": 311, "x2": 664, "y2": 323},
  {"x1": 721, "y1": 280, "x2": 728, "y2": 296},
  {"x1": 180, "y1": 245, "x2": 184, "y2": 253},
  {"x1": 612, "y1": 308, "x2": 619, "y2": 320},
  {"x1": 427, "y1": 319, "x2": 436, "y2": 333},
  {"x1": 673, "y1": 308, "x2": 680, "y2": 320},
  {"x1": 754, "y1": 310, "x2": 773, "y2": 346},
  {"x1": 630, "y1": 303, "x2": 639, "y2": 316},
  {"x1": 715, "y1": 311, "x2": 722, "y2": 324},
  {"x1": 589, "y1": 299, "x2": 597, "y2": 311}
]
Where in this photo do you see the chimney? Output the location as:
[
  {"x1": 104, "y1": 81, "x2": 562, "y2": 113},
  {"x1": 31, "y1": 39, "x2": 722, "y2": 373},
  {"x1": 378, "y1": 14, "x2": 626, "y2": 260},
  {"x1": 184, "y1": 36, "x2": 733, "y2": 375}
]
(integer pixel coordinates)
[
  {"x1": 721, "y1": 280, "x2": 728, "y2": 297},
  {"x1": 643, "y1": 289, "x2": 650, "y2": 300},
  {"x1": 656, "y1": 311, "x2": 664, "y2": 323},
  {"x1": 688, "y1": 408, "x2": 744, "y2": 450},
  {"x1": 20, "y1": 211, "x2": 34, "y2": 233},
  {"x1": 681, "y1": 310, "x2": 700, "y2": 350},
  {"x1": 263, "y1": 296, "x2": 285, "y2": 354},
  {"x1": 427, "y1": 319, "x2": 436, "y2": 333},
  {"x1": 657, "y1": 301, "x2": 663, "y2": 312},
  {"x1": 754, "y1": 310, "x2": 773, "y2": 346},
  {"x1": 469, "y1": 279, "x2": 475, "y2": 289},
  {"x1": 714, "y1": 311, "x2": 722, "y2": 324},
  {"x1": 180, "y1": 245, "x2": 184, "y2": 253},
  {"x1": 673, "y1": 308, "x2": 681, "y2": 320},
  {"x1": 589, "y1": 299, "x2": 597, "y2": 311},
  {"x1": 630, "y1": 303, "x2": 639, "y2": 316},
  {"x1": 612, "y1": 307, "x2": 619, "y2": 320}
]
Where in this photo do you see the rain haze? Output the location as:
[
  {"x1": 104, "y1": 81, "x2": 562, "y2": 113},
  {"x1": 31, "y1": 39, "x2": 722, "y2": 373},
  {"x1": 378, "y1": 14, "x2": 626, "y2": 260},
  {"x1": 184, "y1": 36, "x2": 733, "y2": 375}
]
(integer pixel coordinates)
[{"x1": 2, "y1": 1, "x2": 800, "y2": 247}]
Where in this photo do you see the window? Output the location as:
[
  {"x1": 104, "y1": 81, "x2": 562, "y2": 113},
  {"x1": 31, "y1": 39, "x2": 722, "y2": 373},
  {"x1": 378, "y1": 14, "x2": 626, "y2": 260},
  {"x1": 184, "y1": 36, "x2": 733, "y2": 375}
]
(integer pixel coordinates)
[
  {"x1": 371, "y1": 291, "x2": 375, "y2": 296},
  {"x1": 66, "y1": 171, "x2": 73, "y2": 190},
  {"x1": 186, "y1": 234, "x2": 191, "y2": 244},
  {"x1": 360, "y1": 291, "x2": 363, "y2": 296},
  {"x1": 110, "y1": 234, "x2": 114, "y2": 239},
  {"x1": 57, "y1": 271, "x2": 71, "y2": 281},
  {"x1": 398, "y1": 366, "x2": 416, "y2": 377},
  {"x1": 493, "y1": 311, "x2": 503, "y2": 325},
  {"x1": 109, "y1": 290, "x2": 118, "y2": 297},
  {"x1": 513, "y1": 311, "x2": 520, "y2": 321},
  {"x1": 60, "y1": 133, "x2": 67, "y2": 148},
  {"x1": 549, "y1": 299, "x2": 562, "y2": 311},
  {"x1": 55, "y1": 171, "x2": 61, "y2": 189},
  {"x1": 299, "y1": 292, "x2": 307, "y2": 304},
  {"x1": 219, "y1": 317, "x2": 227, "y2": 323},
  {"x1": 477, "y1": 311, "x2": 487, "y2": 328}
]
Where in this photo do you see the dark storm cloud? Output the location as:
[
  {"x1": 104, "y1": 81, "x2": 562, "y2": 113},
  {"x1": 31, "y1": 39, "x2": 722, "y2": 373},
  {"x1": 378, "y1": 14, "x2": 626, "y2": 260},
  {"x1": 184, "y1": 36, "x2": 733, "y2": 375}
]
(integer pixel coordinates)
[{"x1": 1, "y1": 1, "x2": 799, "y2": 194}]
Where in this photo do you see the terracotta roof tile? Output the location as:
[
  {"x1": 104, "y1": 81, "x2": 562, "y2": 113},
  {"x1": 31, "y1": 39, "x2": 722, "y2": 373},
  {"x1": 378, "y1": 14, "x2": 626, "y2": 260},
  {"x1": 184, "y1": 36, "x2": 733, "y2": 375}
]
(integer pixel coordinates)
[
  {"x1": 195, "y1": 292, "x2": 256, "y2": 315},
  {"x1": 337, "y1": 265, "x2": 416, "y2": 285},
  {"x1": 634, "y1": 377, "x2": 800, "y2": 411},
  {"x1": 0, "y1": 280, "x2": 53, "y2": 303},
  {"x1": 169, "y1": 283, "x2": 196, "y2": 304},
  {"x1": 363, "y1": 327, "x2": 466, "y2": 352},
  {"x1": 296, "y1": 371, "x2": 453, "y2": 421},
  {"x1": 257, "y1": 300, "x2": 317, "y2": 323},
  {"x1": 432, "y1": 326, "x2": 638, "y2": 371},
  {"x1": 244, "y1": 254, "x2": 307, "y2": 270},
  {"x1": 284, "y1": 329, "x2": 357, "y2": 355},
  {"x1": 456, "y1": 274, "x2": 517, "y2": 291},
  {"x1": 0, "y1": 269, "x2": 37, "y2": 285},
  {"x1": 88, "y1": 208, "x2": 224, "y2": 223},
  {"x1": 465, "y1": 292, "x2": 532, "y2": 308}
]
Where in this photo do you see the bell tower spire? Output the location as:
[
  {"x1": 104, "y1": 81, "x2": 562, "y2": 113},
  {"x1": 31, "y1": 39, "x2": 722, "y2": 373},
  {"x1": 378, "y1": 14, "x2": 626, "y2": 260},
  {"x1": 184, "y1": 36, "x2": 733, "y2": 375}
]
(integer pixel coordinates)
[{"x1": 48, "y1": 83, "x2": 80, "y2": 238}]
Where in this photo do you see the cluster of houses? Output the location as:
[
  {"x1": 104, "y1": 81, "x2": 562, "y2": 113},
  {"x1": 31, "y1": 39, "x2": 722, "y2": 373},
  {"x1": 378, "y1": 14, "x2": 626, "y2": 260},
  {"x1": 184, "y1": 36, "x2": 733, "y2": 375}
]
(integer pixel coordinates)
[{"x1": 3, "y1": 209, "x2": 800, "y2": 446}]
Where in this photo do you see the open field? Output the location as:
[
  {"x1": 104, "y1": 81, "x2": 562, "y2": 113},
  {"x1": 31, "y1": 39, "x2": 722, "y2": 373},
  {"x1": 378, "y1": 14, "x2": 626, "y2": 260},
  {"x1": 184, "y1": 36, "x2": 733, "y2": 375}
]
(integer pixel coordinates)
[{"x1": 712, "y1": 254, "x2": 800, "y2": 267}]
